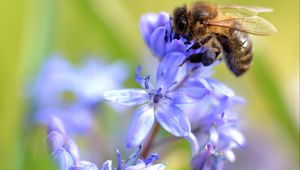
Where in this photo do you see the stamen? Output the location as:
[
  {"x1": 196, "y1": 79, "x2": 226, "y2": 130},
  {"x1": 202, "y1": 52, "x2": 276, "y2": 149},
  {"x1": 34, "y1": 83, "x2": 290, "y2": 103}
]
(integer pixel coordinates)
[
  {"x1": 156, "y1": 87, "x2": 162, "y2": 94},
  {"x1": 164, "y1": 95, "x2": 172, "y2": 100},
  {"x1": 153, "y1": 94, "x2": 163, "y2": 103},
  {"x1": 144, "y1": 75, "x2": 151, "y2": 89}
]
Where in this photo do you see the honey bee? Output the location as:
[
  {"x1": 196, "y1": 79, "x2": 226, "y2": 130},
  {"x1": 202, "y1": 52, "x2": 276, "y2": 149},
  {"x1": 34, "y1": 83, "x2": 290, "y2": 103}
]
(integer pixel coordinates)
[{"x1": 172, "y1": 1, "x2": 277, "y2": 76}]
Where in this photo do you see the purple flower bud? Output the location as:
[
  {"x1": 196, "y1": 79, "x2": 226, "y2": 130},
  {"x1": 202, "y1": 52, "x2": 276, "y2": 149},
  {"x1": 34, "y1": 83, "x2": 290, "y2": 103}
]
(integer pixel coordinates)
[
  {"x1": 65, "y1": 139, "x2": 81, "y2": 163},
  {"x1": 47, "y1": 131, "x2": 65, "y2": 153},
  {"x1": 71, "y1": 161, "x2": 99, "y2": 170},
  {"x1": 48, "y1": 116, "x2": 67, "y2": 136},
  {"x1": 47, "y1": 116, "x2": 99, "y2": 170},
  {"x1": 140, "y1": 12, "x2": 170, "y2": 50},
  {"x1": 50, "y1": 148, "x2": 75, "y2": 170}
]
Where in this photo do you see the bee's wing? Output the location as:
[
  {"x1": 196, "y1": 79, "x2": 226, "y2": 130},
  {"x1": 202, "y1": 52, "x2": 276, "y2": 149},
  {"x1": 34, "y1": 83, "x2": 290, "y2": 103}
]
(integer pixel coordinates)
[
  {"x1": 207, "y1": 16, "x2": 277, "y2": 36},
  {"x1": 218, "y1": 5, "x2": 273, "y2": 16}
]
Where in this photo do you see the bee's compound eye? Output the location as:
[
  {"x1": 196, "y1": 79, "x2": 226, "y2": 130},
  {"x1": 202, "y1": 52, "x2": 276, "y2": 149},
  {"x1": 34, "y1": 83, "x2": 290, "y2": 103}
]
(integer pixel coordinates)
[{"x1": 177, "y1": 18, "x2": 187, "y2": 33}]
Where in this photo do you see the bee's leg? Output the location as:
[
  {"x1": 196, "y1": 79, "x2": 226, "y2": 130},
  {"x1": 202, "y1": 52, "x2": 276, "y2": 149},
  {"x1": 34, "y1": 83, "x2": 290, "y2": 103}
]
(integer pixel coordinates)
[
  {"x1": 199, "y1": 34, "x2": 214, "y2": 45},
  {"x1": 170, "y1": 26, "x2": 173, "y2": 41},
  {"x1": 184, "y1": 33, "x2": 193, "y2": 44},
  {"x1": 200, "y1": 43, "x2": 221, "y2": 66},
  {"x1": 200, "y1": 49, "x2": 218, "y2": 66},
  {"x1": 186, "y1": 34, "x2": 214, "y2": 52},
  {"x1": 179, "y1": 53, "x2": 202, "y2": 67},
  {"x1": 180, "y1": 47, "x2": 220, "y2": 67},
  {"x1": 180, "y1": 51, "x2": 211, "y2": 67},
  {"x1": 186, "y1": 42, "x2": 201, "y2": 52}
]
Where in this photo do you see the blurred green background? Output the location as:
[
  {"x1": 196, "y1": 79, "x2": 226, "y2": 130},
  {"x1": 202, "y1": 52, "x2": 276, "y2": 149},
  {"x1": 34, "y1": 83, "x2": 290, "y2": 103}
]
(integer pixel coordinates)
[{"x1": 0, "y1": 0, "x2": 298, "y2": 169}]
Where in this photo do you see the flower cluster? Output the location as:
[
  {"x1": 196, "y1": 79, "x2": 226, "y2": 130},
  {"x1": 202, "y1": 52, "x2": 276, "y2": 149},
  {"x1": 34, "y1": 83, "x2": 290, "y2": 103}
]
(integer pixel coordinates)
[
  {"x1": 41, "y1": 10, "x2": 246, "y2": 170},
  {"x1": 47, "y1": 116, "x2": 166, "y2": 170},
  {"x1": 31, "y1": 54, "x2": 128, "y2": 134},
  {"x1": 104, "y1": 12, "x2": 246, "y2": 169}
]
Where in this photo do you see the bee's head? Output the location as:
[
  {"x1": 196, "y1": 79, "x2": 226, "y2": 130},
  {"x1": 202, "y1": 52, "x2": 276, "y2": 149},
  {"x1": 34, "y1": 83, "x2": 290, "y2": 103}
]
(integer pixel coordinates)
[{"x1": 173, "y1": 6, "x2": 189, "y2": 35}]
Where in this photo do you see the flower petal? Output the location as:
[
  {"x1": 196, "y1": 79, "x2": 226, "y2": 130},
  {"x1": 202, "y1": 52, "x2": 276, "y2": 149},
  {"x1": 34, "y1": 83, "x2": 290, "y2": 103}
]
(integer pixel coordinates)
[
  {"x1": 65, "y1": 139, "x2": 80, "y2": 163},
  {"x1": 209, "y1": 124, "x2": 219, "y2": 145},
  {"x1": 72, "y1": 161, "x2": 99, "y2": 170},
  {"x1": 104, "y1": 89, "x2": 148, "y2": 106},
  {"x1": 156, "y1": 52, "x2": 185, "y2": 90},
  {"x1": 127, "y1": 105, "x2": 155, "y2": 148},
  {"x1": 165, "y1": 39, "x2": 186, "y2": 54},
  {"x1": 47, "y1": 116, "x2": 67, "y2": 136},
  {"x1": 47, "y1": 131, "x2": 65, "y2": 153},
  {"x1": 221, "y1": 127, "x2": 246, "y2": 147},
  {"x1": 206, "y1": 78, "x2": 235, "y2": 97},
  {"x1": 51, "y1": 148, "x2": 74, "y2": 170},
  {"x1": 140, "y1": 12, "x2": 169, "y2": 46},
  {"x1": 125, "y1": 146, "x2": 142, "y2": 166},
  {"x1": 126, "y1": 163, "x2": 146, "y2": 170},
  {"x1": 142, "y1": 163, "x2": 167, "y2": 170},
  {"x1": 101, "y1": 160, "x2": 112, "y2": 170},
  {"x1": 155, "y1": 104, "x2": 191, "y2": 137},
  {"x1": 37, "y1": 105, "x2": 93, "y2": 134},
  {"x1": 150, "y1": 27, "x2": 167, "y2": 57},
  {"x1": 169, "y1": 79, "x2": 212, "y2": 104},
  {"x1": 185, "y1": 133, "x2": 199, "y2": 156},
  {"x1": 76, "y1": 58, "x2": 128, "y2": 104},
  {"x1": 224, "y1": 150, "x2": 236, "y2": 162}
]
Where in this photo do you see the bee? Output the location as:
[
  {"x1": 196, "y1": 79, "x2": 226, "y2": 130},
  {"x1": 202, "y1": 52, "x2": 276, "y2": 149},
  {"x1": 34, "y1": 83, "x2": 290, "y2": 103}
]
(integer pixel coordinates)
[{"x1": 172, "y1": 1, "x2": 277, "y2": 76}]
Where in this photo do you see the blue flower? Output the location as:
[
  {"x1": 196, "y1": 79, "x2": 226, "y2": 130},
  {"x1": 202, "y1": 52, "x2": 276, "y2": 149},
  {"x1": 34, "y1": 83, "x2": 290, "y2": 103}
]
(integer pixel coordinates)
[
  {"x1": 75, "y1": 57, "x2": 128, "y2": 105},
  {"x1": 140, "y1": 12, "x2": 208, "y2": 60},
  {"x1": 36, "y1": 105, "x2": 93, "y2": 134},
  {"x1": 191, "y1": 143, "x2": 225, "y2": 170},
  {"x1": 181, "y1": 78, "x2": 246, "y2": 169},
  {"x1": 32, "y1": 54, "x2": 128, "y2": 134},
  {"x1": 104, "y1": 53, "x2": 209, "y2": 153},
  {"x1": 47, "y1": 116, "x2": 166, "y2": 170},
  {"x1": 47, "y1": 116, "x2": 98, "y2": 170}
]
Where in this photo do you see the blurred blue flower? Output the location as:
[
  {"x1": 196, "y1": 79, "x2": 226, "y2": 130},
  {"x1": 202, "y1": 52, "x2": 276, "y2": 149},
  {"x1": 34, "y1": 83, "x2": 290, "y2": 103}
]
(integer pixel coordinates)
[
  {"x1": 47, "y1": 116, "x2": 98, "y2": 170},
  {"x1": 75, "y1": 57, "x2": 128, "y2": 105},
  {"x1": 32, "y1": 54, "x2": 128, "y2": 134},
  {"x1": 104, "y1": 53, "x2": 204, "y2": 152},
  {"x1": 47, "y1": 116, "x2": 166, "y2": 170},
  {"x1": 36, "y1": 105, "x2": 93, "y2": 134},
  {"x1": 191, "y1": 143, "x2": 225, "y2": 170}
]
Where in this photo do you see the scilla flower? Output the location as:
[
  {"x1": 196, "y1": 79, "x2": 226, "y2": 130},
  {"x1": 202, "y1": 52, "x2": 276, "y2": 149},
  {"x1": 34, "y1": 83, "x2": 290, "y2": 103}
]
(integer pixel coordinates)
[
  {"x1": 138, "y1": 11, "x2": 247, "y2": 169},
  {"x1": 140, "y1": 12, "x2": 210, "y2": 61},
  {"x1": 32, "y1": 54, "x2": 128, "y2": 134},
  {"x1": 182, "y1": 78, "x2": 246, "y2": 170},
  {"x1": 47, "y1": 116, "x2": 166, "y2": 170},
  {"x1": 104, "y1": 53, "x2": 206, "y2": 153}
]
